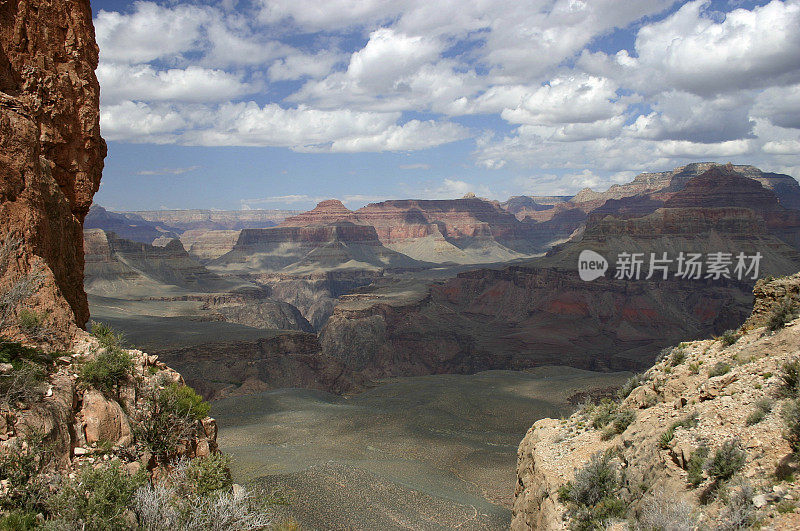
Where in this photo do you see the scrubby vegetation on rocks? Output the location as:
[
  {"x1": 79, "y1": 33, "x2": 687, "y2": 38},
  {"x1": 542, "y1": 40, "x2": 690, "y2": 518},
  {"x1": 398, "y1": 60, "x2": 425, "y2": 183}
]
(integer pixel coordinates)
[{"x1": 513, "y1": 273, "x2": 800, "y2": 530}]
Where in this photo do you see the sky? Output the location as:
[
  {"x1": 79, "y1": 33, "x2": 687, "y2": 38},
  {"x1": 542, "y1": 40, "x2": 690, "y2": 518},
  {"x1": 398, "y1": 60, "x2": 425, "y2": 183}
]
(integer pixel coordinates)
[{"x1": 90, "y1": 0, "x2": 800, "y2": 211}]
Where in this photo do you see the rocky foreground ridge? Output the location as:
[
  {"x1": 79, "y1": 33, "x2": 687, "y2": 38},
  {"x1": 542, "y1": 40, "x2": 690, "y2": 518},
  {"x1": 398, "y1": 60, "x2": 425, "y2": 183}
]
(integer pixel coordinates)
[{"x1": 513, "y1": 273, "x2": 800, "y2": 529}]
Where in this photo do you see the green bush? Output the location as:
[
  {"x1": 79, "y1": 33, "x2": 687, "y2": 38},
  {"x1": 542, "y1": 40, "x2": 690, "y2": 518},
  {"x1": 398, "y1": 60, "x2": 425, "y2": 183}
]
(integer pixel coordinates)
[
  {"x1": 136, "y1": 384, "x2": 209, "y2": 461},
  {"x1": 706, "y1": 439, "x2": 746, "y2": 482},
  {"x1": 670, "y1": 349, "x2": 687, "y2": 366},
  {"x1": 590, "y1": 399, "x2": 618, "y2": 430},
  {"x1": 782, "y1": 399, "x2": 800, "y2": 454},
  {"x1": 617, "y1": 374, "x2": 644, "y2": 400},
  {"x1": 708, "y1": 362, "x2": 731, "y2": 378},
  {"x1": 187, "y1": 454, "x2": 233, "y2": 496},
  {"x1": 0, "y1": 435, "x2": 54, "y2": 513},
  {"x1": 161, "y1": 383, "x2": 210, "y2": 421},
  {"x1": 746, "y1": 399, "x2": 772, "y2": 426},
  {"x1": 89, "y1": 321, "x2": 125, "y2": 350},
  {"x1": 779, "y1": 359, "x2": 800, "y2": 398},
  {"x1": 687, "y1": 445, "x2": 709, "y2": 487},
  {"x1": 558, "y1": 452, "x2": 626, "y2": 529},
  {"x1": 80, "y1": 349, "x2": 133, "y2": 395},
  {"x1": 0, "y1": 510, "x2": 38, "y2": 530},
  {"x1": 767, "y1": 297, "x2": 799, "y2": 331},
  {"x1": 46, "y1": 461, "x2": 145, "y2": 530},
  {"x1": 720, "y1": 330, "x2": 739, "y2": 346},
  {"x1": 16, "y1": 309, "x2": 44, "y2": 337}
]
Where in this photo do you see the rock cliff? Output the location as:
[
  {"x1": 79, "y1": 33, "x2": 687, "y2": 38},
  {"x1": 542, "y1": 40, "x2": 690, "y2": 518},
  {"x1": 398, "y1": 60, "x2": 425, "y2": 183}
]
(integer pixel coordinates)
[
  {"x1": 0, "y1": 0, "x2": 106, "y2": 336},
  {"x1": 513, "y1": 273, "x2": 800, "y2": 529}
]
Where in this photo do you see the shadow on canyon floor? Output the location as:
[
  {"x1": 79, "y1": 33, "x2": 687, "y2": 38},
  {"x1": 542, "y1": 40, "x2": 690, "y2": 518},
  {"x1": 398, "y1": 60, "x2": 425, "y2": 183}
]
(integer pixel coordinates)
[{"x1": 212, "y1": 367, "x2": 630, "y2": 530}]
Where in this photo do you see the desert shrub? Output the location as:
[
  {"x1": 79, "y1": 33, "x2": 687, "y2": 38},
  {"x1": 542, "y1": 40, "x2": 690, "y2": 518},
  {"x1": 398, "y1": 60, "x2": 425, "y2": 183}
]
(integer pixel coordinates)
[
  {"x1": 706, "y1": 440, "x2": 746, "y2": 482},
  {"x1": 16, "y1": 309, "x2": 44, "y2": 337},
  {"x1": 0, "y1": 435, "x2": 55, "y2": 514},
  {"x1": 659, "y1": 413, "x2": 698, "y2": 450},
  {"x1": 746, "y1": 399, "x2": 772, "y2": 426},
  {"x1": 0, "y1": 235, "x2": 45, "y2": 332},
  {"x1": 558, "y1": 452, "x2": 626, "y2": 529},
  {"x1": 90, "y1": 321, "x2": 125, "y2": 350},
  {"x1": 600, "y1": 409, "x2": 636, "y2": 440},
  {"x1": 779, "y1": 359, "x2": 800, "y2": 398},
  {"x1": 590, "y1": 399, "x2": 618, "y2": 430},
  {"x1": 0, "y1": 361, "x2": 47, "y2": 408},
  {"x1": 80, "y1": 349, "x2": 133, "y2": 395},
  {"x1": 720, "y1": 330, "x2": 739, "y2": 347},
  {"x1": 776, "y1": 500, "x2": 796, "y2": 514},
  {"x1": 136, "y1": 384, "x2": 209, "y2": 461},
  {"x1": 688, "y1": 361, "x2": 701, "y2": 375},
  {"x1": 636, "y1": 491, "x2": 698, "y2": 530},
  {"x1": 708, "y1": 362, "x2": 731, "y2": 378},
  {"x1": 186, "y1": 454, "x2": 233, "y2": 496},
  {"x1": 162, "y1": 383, "x2": 211, "y2": 421},
  {"x1": 0, "y1": 509, "x2": 38, "y2": 530},
  {"x1": 670, "y1": 349, "x2": 687, "y2": 366},
  {"x1": 687, "y1": 445, "x2": 710, "y2": 487},
  {"x1": 782, "y1": 399, "x2": 800, "y2": 454},
  {"x1": 133, "y1": 460, "x2": 274, "y2": 531},
  {"x1": 617, "y1": 373, "x2": 644, "y2": 400},
  {"x1": 716, "y1": 481, "x2": 756, "y2": 531},
  {"x1": 46, "y1": 461, "x2": 145, "y2": 531},
  {"x1": 767, "y1": 297, "x2": 799, "y2": 331}
]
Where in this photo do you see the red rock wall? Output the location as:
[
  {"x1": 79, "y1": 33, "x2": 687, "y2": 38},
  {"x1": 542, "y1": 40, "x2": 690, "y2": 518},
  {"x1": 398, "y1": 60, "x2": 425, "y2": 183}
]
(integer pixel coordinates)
[{"x1": 0, "y1": 0, "x2": 105, "y2": 335}]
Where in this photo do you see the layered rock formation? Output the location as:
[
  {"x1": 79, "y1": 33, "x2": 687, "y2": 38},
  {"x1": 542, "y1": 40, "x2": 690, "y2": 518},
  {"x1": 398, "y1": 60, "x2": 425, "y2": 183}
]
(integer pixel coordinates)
[
  {"x1": 512, "y1": 273, "x2": 800, "y2": 530},
  {"x1": 0, "y1": 0, "x2": 105, "y2": 335},
  {"x1": 84, "y1": 229, "x2": 241, "y2": 296},
  {"x1": 320, "y1": 267, "x2": 751, "y2": 379},
  {"x1": 212, "y1": 223, "x2": 423, "y2": 274},
  {"x1": 128, "y1": 208, "x2": 297, "y2": 232},
  {"x1": 319, "y1": 166, "x2": 800, "y2": 381},
  {"x1": 85, "y1": 205, "x2": 179, "y2": 244}
]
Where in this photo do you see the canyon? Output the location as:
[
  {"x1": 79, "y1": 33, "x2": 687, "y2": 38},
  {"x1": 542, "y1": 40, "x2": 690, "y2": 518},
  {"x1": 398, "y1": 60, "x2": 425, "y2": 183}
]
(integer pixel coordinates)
[{"x1": 85, "y1": 163, "x2": 800, "y2": 402}]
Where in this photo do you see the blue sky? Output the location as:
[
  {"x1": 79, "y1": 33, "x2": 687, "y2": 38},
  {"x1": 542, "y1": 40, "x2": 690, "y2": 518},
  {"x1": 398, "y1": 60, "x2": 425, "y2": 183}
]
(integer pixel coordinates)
[{"x1": 91, "y1": 0, "x2": 800, "y2": 211}]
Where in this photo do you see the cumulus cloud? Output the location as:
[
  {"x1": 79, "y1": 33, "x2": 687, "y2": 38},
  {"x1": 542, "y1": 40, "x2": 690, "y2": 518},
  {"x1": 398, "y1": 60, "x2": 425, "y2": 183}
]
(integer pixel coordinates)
[
  {"x1": 101, "y1": 100, "x2": 468, "y2": 152},
  {"x1": 94, "y1": 0, "x2": 800, "y2": 184},
  {"x1": 98, "y1": 64, "x2": 256, "y2": 105}
]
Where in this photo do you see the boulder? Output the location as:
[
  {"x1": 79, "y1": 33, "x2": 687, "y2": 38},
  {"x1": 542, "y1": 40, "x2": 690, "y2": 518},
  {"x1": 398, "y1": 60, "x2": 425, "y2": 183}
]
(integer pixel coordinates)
[{"x1": 80, "y1": 389, "x2": 132, "y2": 447}]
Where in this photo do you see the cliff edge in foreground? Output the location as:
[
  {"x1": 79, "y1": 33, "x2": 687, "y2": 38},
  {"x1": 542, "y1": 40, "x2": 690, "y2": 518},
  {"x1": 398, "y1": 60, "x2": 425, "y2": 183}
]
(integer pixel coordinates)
[
  {"x1": 514, "y1": 273, "x2": 800, "y2": 530},
  {"x1": 0, "y1": 0, "x2": 105, "y2": 338}
]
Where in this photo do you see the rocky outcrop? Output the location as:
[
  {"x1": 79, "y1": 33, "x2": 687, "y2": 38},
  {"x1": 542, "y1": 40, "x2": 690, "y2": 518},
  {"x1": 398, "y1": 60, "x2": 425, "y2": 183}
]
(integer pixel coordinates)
[
  {"x1": 180, "y1": 229, "x2": 241, "y2": 261},
  {"x1": 281, "y1": 199, "x2": 360, "y2": 226},
  {"x1": 0, "y1": 0, "x2": 106, "y2": 335},
  {"x1": 8, "y1": 338, "x2": 218, "y2": 474},
  {"x1": 155, "y1": 331, "x2": 366, "y2": 400},
  {"x1": 513, "y1": 272, "x2": 800, "y2": 530}
]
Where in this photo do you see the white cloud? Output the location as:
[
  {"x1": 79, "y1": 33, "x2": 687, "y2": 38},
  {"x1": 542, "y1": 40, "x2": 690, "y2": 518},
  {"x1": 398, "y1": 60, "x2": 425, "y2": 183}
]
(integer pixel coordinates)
[
  {"x1": 136, "y1": 166, "x2": 201, "y2": 176},
  {"x1": 101, "y1": 101, "x2": 187, "y2": 144},
  {"x1": 500, "y1": 75, "x2": 623, "y2": 125},
  {"x1": 268, "y1": 51, "x2": 345, "y2": 81},
  {"x1": 101, "y1": 100, "x2": 468, "y2": 152},
  {"x1": 627, "y1": 90, "x2": 755, "y2": 143},
  {"x1": 399, "y1": 163, "x2": 431, "y2": 170},
  {"x1": 98, "y1": 63, "x2": 255, "y2": 105},
  {"x1": 95, "y1": 2, "x2": 211, "y2": 63},
  {"x1": 631, "y1": 0, "x2": 800, "y2": 96}
]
